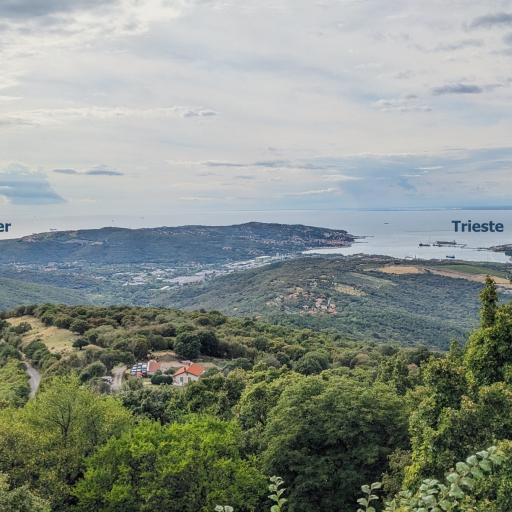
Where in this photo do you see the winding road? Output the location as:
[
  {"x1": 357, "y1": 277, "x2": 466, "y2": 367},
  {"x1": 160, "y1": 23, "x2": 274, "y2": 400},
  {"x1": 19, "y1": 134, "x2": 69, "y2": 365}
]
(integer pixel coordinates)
[
  {"x1": 24, "y1": 361, "x2": 41, "y2": 398},
  {"x1": 111, "y1": 365, "x2": 127, "y2": 392}
]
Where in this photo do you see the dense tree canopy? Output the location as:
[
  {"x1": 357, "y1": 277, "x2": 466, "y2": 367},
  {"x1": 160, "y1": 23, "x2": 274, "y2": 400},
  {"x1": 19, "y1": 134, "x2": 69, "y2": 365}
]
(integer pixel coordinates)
[
  {"x1": 262, "y1": 375, "x2": 408, "y2": 511},
  {"x1": 0, "y1": 284, "x2": 511, "y2": 511},
  {"x1": 73, "y1": 416, "x2": 267, "y2": 512}
]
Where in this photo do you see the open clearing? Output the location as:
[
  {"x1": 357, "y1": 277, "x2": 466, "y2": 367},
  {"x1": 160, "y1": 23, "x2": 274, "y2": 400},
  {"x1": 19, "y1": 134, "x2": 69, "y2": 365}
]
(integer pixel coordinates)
[
  {"x1": 7, "y1": 316, "x2": 78, "y2": 354},
  {"x1": 378, "y1": 265, "x2": 427, "y2": 275},
  {"x1": 151, "y1": 350, "x2": 222, "y2": 371},
  {"x1": 377, "y1": 264, "x2": 512, "y2": 289}
]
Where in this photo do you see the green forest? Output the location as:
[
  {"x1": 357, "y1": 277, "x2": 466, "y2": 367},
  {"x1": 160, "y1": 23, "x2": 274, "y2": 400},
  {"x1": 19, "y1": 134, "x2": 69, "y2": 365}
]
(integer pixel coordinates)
[
  {"x1": 1, "y1": 278, "x2": 512, "y2": 511},
  {"x1": 164, "y1": 256, "x2": 491, "y2": 348}
]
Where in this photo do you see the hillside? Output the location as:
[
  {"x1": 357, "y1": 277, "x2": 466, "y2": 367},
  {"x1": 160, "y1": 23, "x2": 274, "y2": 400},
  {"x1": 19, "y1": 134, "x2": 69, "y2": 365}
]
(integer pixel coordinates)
[
  {"x1": 158, "y1": 256, "x2": 509, "y2": 348},
  {"x1": 0, "y1": 250, "x2": 508, "y2": 348},
  {"x1": 0, "y1": 222, "x2": 353, "y2": 265},
  {"x1": 2, "y1": 290, "x2": 512, "y2": 511},
  {"x1": 0, "y1": 276, "x2": 87, "y2": 309}
]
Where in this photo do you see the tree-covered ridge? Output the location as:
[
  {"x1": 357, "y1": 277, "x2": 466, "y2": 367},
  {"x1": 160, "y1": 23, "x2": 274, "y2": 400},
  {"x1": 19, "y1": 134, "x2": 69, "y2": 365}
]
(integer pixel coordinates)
[
  {"x1": 2, "y1": 303, "x2": 412, "y2": 385},
  {"x1": 163, "y1": 256, "x2": 490, "y2": 348},
  {"x1": 0, "y1": 252, "x2": 505, "y2": 351},
  {"x1": 1, "y1": 279, "x2": 512, "y2": 510},
  {"x1": 0, "y1": 222, "x2": 353, "y2": 265}
]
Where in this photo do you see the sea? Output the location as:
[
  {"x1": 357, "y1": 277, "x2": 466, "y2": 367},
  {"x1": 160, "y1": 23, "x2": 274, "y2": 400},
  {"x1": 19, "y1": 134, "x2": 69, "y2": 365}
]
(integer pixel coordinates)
[{"x1": 7, "y1": 209, "x2": 512, "y2": 264}]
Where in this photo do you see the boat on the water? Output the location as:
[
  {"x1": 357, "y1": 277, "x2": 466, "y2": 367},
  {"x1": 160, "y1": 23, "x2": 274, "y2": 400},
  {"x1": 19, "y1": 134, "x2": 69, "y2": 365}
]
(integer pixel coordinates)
[
  {"x1": 434, "y1": 240, "x2": 457, "y2": 247},
  {"x1": 446, "y1": 255, "x2": 456, "y2": 259}
]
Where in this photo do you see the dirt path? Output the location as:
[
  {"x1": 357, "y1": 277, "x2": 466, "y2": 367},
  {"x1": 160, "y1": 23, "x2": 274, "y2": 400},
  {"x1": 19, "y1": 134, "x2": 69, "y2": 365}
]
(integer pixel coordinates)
[
  {"x1": 111, "y1": 365, "x2": 127, "y2": 392},
  {"x1": 24, "y1": 360, "x2": 41, "y2": 398}
]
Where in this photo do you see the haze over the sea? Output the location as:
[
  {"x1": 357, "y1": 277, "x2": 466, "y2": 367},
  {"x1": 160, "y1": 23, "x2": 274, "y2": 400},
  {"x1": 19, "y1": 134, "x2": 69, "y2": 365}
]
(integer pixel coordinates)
[{"x1": 4, "y1": 209, "x2": 510, "y2": 263}]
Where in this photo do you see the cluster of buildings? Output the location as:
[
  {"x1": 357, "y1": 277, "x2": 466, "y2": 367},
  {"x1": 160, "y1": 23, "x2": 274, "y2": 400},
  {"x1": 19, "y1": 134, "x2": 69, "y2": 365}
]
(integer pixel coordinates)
[{"x1": 130, "y1": 359, "x2": 206, "y2": 386}]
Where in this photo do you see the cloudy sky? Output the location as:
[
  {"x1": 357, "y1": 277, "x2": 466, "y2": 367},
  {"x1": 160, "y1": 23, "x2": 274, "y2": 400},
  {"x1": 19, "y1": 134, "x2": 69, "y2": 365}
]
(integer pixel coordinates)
[{"x1": 2, "y1": 0, "x2": 512, "y2": 228}]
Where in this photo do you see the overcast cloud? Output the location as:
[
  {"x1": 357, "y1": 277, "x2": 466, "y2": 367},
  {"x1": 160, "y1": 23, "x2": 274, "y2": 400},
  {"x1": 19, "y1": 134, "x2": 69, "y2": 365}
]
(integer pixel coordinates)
[{"x1": 1, "y1": 0, "x2": 512, "y2": 221}]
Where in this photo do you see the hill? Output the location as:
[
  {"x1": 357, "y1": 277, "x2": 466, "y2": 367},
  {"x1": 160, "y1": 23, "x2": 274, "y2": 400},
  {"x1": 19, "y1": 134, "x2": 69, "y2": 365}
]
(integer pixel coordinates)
[
  {"x1": 158, "y1": 255, "x2": 508, "y2": 348},
  {"x1": 0, "y1": 276, "x2": 87, "y2": 309},
  {"x1": 0, "y1": 222, "x2": 353, "y2": 265},
  {"x1": 2, "y1": 295, "x2": 512, "y2": 511}
]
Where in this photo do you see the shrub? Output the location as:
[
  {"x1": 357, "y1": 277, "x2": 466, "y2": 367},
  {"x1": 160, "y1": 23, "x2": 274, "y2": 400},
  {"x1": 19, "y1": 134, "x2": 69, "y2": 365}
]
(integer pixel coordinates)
[
  {"x1": 70, "y1": 319, "x2": 90, "y2": 335},
  {"x1": 10, "y1": 322, "x2": 32, "y2": 335},
  {"x1": 79, "y1": 361, "x2": 108, "y2": 383},
  {"x1": 73, "y1": 338, "x2": 90, "y2": 351}
]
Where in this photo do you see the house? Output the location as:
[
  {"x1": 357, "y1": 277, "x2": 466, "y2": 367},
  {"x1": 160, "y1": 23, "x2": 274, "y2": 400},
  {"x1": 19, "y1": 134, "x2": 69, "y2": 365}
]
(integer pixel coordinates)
[
  {"x1": 147, "y1": 359, "x2": 161, "y2": 376},
  {"x1": 173, "y1": 363, "x2": 206, "y2": 386}
]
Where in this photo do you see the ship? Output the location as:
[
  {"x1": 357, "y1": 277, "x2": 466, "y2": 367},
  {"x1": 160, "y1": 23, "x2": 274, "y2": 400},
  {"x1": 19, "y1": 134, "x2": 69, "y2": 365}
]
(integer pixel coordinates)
[{"x1": 433, "y1": 240, "x2": 457, "y2": 247}]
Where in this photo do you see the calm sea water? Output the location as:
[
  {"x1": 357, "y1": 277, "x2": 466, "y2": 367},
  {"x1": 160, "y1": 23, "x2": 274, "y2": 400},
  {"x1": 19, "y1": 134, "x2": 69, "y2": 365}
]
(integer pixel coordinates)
[
  {"x1": 7, "y1": 209, "x2": 512, "y2": 264},
  {"x1": 302, "y1": 210, "x2": 512, "y2": 263}
]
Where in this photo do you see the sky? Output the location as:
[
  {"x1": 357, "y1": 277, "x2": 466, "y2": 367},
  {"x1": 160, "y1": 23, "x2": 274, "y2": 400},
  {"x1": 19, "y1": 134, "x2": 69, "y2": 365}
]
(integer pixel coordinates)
[{"x1": 2, "y1": 0, "x2": 512, "y2": 229}]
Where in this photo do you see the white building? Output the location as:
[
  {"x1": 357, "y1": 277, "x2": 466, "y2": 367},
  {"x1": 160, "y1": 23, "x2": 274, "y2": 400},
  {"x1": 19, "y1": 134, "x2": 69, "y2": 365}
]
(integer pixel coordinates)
[{"x1": 172, "y1": 363, "x2": 206, "y2": 386}]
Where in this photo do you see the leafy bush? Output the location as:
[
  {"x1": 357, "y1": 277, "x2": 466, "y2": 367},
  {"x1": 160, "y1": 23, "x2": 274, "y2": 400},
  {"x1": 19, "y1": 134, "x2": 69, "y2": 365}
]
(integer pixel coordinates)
[
  {"x1": 10, "y1": 321, "x2": 32, "y2": 335},
  {"x1": 357, "y1": 446, "x2": 504, "y2": 512},
  {"x1": 79, "y1": 361, "x2": 107, "y2": 382}
]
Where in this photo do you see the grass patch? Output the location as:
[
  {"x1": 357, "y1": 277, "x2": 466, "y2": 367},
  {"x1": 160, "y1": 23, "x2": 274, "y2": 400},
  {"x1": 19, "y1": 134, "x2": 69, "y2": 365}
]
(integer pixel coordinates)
[
  {"x1": 437, "y1": 263, "x2": 509, "y2": 279},
  {"x1": 7, "y1": 316, "x2": 78, "y2": 355}
]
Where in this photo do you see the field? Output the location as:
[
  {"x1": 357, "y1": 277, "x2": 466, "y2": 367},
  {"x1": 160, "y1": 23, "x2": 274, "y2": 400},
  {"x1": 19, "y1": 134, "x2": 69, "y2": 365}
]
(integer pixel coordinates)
[
  {"x1": 7, "y1": 316, "x2": 78, "y2": 355},
  {"x1": 379, "y1": 263, "x2": 512, "y2": 288}
]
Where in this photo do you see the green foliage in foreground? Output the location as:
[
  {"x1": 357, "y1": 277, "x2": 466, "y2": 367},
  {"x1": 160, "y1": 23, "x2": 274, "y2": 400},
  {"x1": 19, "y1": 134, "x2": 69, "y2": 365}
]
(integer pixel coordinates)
[
  {"x1": 262, "y1": 375, "x2": 408, "y2": 512},
  {"x1": 2, "y1": 277, "x2": 512, "y2": 511},
  {"x1": 0, "y1": 376, "x2": 131, "y2": 510},
  {"x1": 359, "y1": 446, "x2": 504, "y2": 511},
  {"x1": 74, "y1": 416, "x2": 267, "y2": 512},
  {"x1": 0, "y1": 358, "x2": 30, "y2": 408},
  {"x1": 0, "y1": 473, "x2": 50, "y2": 512}
]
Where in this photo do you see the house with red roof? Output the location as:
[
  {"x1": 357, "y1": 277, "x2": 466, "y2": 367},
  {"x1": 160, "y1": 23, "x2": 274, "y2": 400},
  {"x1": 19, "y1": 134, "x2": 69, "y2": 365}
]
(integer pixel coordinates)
[
  {"x1": 147, "y1": 359, "x2": 161, "y2": 375},
  {"x1": 173, "y1": 362, "x2": 206, "y2": 386}
]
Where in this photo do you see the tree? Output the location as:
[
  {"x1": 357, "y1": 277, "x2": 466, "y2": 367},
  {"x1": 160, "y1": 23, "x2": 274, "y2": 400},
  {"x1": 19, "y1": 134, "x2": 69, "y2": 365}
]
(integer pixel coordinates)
[
  {"x1": 174, "y1": 333, "x2": 201, "y2": 359},
  {"x1": 69, "y1": 319, "x2": 89, "y2": 335},
  {"x1": 10, "y1": 322, "x2": 32, "y2": 335},
  {"x1": 73, "y1": 416, "x2": 267, "y2": 512},
  {"x1": 465, "y1": 303, "x2": 512, "y2": 386},
  {"x1": 130, "y1": 336, "x2": 150, "y2": 360},
  {"x1": 72, "y1": 338, "x2": 90, "y2": 351},
  {"x1": 262, "y1": 375, "x2": 408, "y2": 511},
  {"x1": 376, "y1": 354, "x2": 412, "y2": 395},
  {"x1": 198, "y1": 331, "x2": 220, "y2": 356},
  {"x1": 0, "y1": 473, "x2": 50, "y2": 512},
  {"x1": 480, "y1": 275, "x2": 498, "y2": 328},
  {"x1": 237, "y1": 372, "x2": 298, "y2": 454},
  {"x1": 79, "y1": 361, "x2": 107, "y2": 382},
  {"x1": 120, "y1": 385, "x2": 179, "y2": 423},
  {"x1": 150, "y1": 374, "x2": 173, "y2": 385},
  {"x1": 406, "y1": 382, "x2": 512, "y2": 487},
  {"x1": 0, "y1": 376, "x2": 132, "y2": 510},
  {"x1": 293, "y1": 351, "x2": 330, "y2": 375}
]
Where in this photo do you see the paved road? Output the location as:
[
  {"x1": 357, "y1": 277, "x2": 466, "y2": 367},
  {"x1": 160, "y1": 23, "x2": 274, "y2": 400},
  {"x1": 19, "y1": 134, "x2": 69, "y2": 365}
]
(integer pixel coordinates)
[
  {"x1": 111, "y1": 365, "x2": 127, "y2": 392},
  {"x1": 24, "y1": 361, "x2": 41, "y2": 398}
]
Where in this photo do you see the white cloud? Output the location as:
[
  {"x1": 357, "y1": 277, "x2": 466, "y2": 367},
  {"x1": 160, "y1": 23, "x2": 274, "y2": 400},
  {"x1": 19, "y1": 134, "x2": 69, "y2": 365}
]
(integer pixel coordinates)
[
  {"x1": 3, "y1": 0, "x2": 512, "y2": 217},
  {"x1": 373, "y1": 98, "x2": 432, "y2": 112},
  {"x1": 0, "y1": 106, "x2": 218, "y2": 128},
  {"x1": 284, "y1": 188, "x2": 337, "y2": 197}
]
